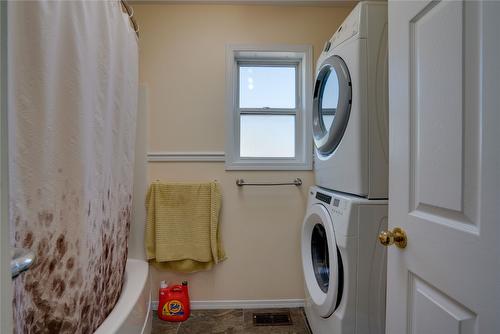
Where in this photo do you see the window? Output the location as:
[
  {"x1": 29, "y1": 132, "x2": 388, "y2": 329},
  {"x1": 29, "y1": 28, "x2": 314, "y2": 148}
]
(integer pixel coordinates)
[{"x1": 225, "y1": 45, "x2": 313, "y2": 170}]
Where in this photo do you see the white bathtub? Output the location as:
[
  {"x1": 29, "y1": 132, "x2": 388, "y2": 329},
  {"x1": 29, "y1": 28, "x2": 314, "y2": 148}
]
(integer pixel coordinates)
[{"x1": 94, "y1": 259, "x2": 152, "y2": 334}]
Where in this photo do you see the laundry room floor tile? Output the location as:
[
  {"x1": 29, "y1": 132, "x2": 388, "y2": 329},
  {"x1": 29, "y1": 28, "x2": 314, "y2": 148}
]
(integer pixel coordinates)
[
  {"x1": 177, "y1": 309, "x2": 244, "y2": 334},
  {"x1": 152, "y1": 311, "x2": 180, "y2": 334},
  {"x1": 152, "y1": 308, "x2": 311, "y2": 334}
]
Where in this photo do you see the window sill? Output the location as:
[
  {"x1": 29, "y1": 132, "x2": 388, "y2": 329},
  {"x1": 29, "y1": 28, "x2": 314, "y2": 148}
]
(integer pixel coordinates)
[{"x1": 225, "y1": 161, "x2": 313, "y2": 171}]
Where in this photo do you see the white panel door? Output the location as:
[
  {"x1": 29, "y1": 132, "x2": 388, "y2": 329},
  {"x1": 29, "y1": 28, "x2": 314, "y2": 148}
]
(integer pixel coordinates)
[{"x1": 387, "y1": 1, "x2": 500, "y2": 333}]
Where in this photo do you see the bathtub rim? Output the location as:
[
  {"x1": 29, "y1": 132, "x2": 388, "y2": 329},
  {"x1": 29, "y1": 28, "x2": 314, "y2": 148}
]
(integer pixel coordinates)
[{"x1": 93, "y1": 258, "x2": 151, "y2": 334}]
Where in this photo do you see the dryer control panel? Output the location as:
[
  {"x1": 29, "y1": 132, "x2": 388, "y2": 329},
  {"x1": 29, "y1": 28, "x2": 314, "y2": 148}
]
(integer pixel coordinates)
[{"x1": 326, "y1": 3, "x2": 362, "y2": 51}]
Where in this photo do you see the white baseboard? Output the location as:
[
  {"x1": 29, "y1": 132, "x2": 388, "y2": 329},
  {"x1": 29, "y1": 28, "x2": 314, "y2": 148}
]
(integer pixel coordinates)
[{"x1": 151, "y1": 299, "x2": 304, "y2": 310}]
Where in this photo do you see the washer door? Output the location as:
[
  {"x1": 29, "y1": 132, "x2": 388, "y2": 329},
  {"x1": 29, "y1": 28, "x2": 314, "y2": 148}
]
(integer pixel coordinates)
[
  {"x1": 301, "y1": 204, "x2": 342, "y2": 318},
  {"x1": 313, "y1": 55, "x2": 352, "y2": 156}
]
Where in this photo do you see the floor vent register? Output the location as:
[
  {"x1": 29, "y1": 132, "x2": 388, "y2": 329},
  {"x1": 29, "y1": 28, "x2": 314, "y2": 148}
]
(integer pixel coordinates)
[{"x1": 252, "y1": 312, "x2": 293, "y2": 326}]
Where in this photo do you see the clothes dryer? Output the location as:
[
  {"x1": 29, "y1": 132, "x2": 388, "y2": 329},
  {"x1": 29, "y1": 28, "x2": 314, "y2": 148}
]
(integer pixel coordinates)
[{"x1": 313, "y1": 2, "x2": 388, "y2": 198}]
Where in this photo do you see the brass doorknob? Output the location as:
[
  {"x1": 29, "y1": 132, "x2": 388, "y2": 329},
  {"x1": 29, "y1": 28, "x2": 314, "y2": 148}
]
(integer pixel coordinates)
[{"x1": 378, "y1": 227, "x2": 407, "y2": 249}]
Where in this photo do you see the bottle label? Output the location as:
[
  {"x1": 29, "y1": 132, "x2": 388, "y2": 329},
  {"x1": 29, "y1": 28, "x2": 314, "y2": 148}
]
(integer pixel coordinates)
[{"x1": 162, "y1": 299, "x2": 184, "y2": 316}]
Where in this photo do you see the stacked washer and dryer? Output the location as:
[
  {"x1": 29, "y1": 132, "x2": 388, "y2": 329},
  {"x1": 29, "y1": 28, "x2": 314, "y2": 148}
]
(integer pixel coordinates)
[{"x1": 301, "y1": 2, "x2": 388, "y2": 334}]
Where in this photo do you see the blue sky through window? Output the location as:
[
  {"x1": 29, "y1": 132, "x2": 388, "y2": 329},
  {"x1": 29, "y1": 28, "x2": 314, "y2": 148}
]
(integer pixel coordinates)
[
  {"x1": 240, "y1": 115, "x2": 295, "y2": 158},
  {"x1": 321, "y1": 69, "x2": 340, "y2": 130},
  {"x1": 322, "y1": 70, "x2": 339, "y2": 109},
  {"x1": 239, "y1": 66, "x2": 296, "y2": 109}
]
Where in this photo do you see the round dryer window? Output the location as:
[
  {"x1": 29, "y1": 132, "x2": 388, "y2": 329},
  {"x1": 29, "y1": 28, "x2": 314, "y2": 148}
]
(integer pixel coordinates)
[
  {"x1": 301, "y1": 204, "x2": 343, "y2": 318},
  {"x1": 313, "y1": 55, "x2": 352, "y2": 156}
]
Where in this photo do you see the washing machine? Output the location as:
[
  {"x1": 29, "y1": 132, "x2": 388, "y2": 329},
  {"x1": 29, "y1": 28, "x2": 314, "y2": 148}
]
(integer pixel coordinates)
[
  {"x1": 301, "y1": 186, "x2": 387, "y2": 334},
  {"x1": 313, "y1": 1, "x2": 388, "y2": 199}
]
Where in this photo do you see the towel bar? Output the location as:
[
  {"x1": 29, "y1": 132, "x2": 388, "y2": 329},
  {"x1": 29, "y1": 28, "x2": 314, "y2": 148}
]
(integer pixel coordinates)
[{"x1": 235, "y1": 178, "x2": 302, "y2": 187}]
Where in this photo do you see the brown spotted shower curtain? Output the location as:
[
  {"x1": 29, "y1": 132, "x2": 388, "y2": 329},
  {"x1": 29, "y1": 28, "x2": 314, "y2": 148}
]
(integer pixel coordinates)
[{"x1": 8, "y1": 1, "x2": 138, "y2": 333}]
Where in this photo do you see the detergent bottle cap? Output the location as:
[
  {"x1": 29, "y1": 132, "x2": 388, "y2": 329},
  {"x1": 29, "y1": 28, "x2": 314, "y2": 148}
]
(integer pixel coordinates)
[
  {"x1": 182, "y1": 281, "x2": 188, "y2": 286},
  {"x1": 160, "y1": 280, "x2": 168, "y2": 289}
]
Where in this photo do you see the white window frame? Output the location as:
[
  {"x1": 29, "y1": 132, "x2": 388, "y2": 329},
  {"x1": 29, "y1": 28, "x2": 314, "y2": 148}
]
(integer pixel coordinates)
[{"x1": 225, "y1": 44, "x2": 313, "y2": 170}]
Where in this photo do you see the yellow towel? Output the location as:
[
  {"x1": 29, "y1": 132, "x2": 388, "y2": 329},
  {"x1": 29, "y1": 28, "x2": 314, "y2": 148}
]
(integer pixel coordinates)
[{"x1": 145, "y1": 181, "x2": 226, "y2": 273}]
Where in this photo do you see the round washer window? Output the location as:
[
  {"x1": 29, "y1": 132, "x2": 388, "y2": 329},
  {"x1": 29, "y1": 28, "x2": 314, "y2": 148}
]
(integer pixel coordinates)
[
  {"x1": 311, "y1": 224, "x2": 330, "y2": 293},
  {"x1": 301, "y1": 204, "x2": 344, "y2": 318},
  {"x1": 313, "y1": 55, "x2": 352, "y2": 156}
]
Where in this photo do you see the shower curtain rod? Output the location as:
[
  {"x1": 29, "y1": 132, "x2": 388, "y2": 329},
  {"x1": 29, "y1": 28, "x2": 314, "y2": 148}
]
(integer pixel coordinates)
[{"x1": 120, "y1": 0, "x2": 139, "y2": 37}]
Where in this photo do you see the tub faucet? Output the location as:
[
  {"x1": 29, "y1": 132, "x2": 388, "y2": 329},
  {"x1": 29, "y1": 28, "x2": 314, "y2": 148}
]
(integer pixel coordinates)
[{"x1": 11, "y1": 247, "x2": 36, "y2": 279}]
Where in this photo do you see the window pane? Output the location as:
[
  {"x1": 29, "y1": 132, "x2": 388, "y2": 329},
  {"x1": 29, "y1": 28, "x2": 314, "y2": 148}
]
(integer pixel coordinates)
[
  {"x1": 311, "y1": 223, "x2": 329, "y2": 293},
  {"x1": 240, "y1": 115, "x2": 295, "y2": 158},
  {"x1": 239, "y1": 66, "x2": 296, "y2": 109},
  {"x1": 321, "y1": 68, "x2": 339, "y2": 130}
]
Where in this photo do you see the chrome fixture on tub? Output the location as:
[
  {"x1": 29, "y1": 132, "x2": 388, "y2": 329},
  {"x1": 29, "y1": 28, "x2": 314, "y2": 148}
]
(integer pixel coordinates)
[{"x1": 11, "y1": 248, "x2": 36, "y2": 279}]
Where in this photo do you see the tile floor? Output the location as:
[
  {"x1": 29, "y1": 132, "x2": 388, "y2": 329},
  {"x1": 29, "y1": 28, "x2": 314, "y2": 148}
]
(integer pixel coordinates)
[{"x1": 152, "y1": 308, "x2": 312, "y2": 334}]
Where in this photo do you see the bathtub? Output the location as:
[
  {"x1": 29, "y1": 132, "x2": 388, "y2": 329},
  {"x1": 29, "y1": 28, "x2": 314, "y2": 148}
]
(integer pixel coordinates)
[{"x1": 94, "y1": 259, "x2": 152, "y2": 334}]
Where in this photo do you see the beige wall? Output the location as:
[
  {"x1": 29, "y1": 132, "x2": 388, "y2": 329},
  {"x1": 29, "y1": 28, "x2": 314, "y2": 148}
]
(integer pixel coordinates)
[{"x1": 134, "y1": 4, "x2": 353, "y2": 301}]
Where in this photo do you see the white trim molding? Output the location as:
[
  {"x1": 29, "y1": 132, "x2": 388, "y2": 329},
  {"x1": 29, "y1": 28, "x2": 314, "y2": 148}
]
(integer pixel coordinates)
[
  {"x1": 147, "y1": 151, "x2": 225, "y2": 162},
  {"x1": 151, "y1": 299, "x2": 305, "y2": 310}
]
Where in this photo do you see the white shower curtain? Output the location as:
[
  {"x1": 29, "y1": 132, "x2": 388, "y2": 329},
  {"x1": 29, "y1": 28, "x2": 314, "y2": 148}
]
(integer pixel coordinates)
[{"x1": 8, "y1": 1, "x2": 138, "y2": 333}]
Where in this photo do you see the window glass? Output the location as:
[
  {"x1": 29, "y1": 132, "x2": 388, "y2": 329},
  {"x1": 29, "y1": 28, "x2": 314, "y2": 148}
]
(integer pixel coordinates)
[
  {"x1": 311, "y1": 223, "x2": 329, "y2": 293},
  {"x1": 239, "y1": 66, "x2": 296, "y2": 109},
  {"x1": 240, "y1": 115, "x2": 295, "y2": 158},
  {"x1": 320, "y1": 68, "x2": 340, "y2": 131}
]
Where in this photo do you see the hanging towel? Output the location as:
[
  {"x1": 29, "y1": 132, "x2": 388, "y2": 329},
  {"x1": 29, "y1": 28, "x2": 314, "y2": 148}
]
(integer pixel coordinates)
[{"x1": 145, "y1": 181, "x2": 226, "y2": 273}]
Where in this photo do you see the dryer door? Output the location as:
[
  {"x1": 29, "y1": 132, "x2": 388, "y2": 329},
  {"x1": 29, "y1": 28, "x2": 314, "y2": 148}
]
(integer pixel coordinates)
[
  {"x1": 313, "y1": 55, "x2": 352, "y2": 157},
  {"x1": 301, "y1": 204, "x2": 343, "y2": 318}
]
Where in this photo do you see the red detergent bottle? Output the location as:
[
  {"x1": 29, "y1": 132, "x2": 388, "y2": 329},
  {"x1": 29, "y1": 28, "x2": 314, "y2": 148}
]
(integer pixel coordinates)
[{"x1": 158, "y1": 281, "x2": 191, "y2": 322}]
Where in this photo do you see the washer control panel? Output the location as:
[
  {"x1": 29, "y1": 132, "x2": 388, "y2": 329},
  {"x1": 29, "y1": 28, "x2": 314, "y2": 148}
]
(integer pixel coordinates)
[
  {"x1": 330, "y1": 197, "x2": 345, "y2": 217},
  {"x1": 314, "y1": 190, "x2": 345, "y2": 216},
  {"x1": 315, "y1": 191, "x2": 332, "y2": 204}
]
